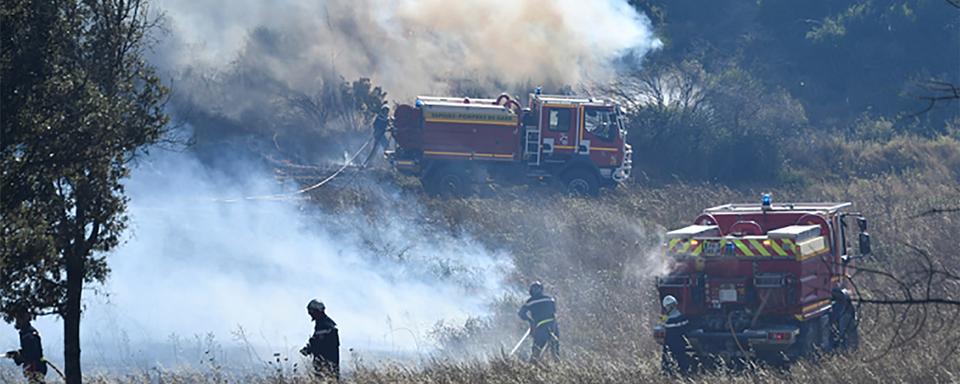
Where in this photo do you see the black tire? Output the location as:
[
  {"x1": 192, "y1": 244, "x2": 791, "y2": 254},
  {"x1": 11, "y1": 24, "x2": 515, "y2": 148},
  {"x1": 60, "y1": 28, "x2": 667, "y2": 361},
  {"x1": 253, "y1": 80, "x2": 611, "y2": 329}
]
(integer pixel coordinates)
[
  {"x1": 424, "y1": 167, "x2": 468, "y2": 197},
  {"x1": 560, "y1": 168, "x2": 599, "y2": 196}
]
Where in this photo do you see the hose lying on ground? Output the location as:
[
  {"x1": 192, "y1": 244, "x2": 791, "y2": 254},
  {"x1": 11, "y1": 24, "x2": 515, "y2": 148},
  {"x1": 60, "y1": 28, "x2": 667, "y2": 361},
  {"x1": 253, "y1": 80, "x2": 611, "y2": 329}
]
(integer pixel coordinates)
[{"x1": 214, "y1": 138, "x2": 372, "y2": 203}]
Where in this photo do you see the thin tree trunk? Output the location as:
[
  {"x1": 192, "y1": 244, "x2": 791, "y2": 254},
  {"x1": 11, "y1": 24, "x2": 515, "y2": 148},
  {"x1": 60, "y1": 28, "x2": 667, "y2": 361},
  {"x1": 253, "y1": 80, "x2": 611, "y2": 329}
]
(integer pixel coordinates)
[{"x1": 64, "y1": 252, "x2": 83, "y2": 384}]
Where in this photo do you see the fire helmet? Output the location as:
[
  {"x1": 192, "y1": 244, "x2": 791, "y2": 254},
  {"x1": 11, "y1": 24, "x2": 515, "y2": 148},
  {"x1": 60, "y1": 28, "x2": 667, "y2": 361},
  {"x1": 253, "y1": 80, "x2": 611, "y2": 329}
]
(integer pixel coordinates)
[
  {"x1": 529, "y1": 281, "x2": 543, "y2": 296},
  {"x1": 662, "y1": 295, "x2": 678, "y2": 310},
  {"x1": 379, "y1": 104, "x2": 390, "y2": 114},
  {"x1": 307, "y1": 299, "x2": 325, "y2": 312}
]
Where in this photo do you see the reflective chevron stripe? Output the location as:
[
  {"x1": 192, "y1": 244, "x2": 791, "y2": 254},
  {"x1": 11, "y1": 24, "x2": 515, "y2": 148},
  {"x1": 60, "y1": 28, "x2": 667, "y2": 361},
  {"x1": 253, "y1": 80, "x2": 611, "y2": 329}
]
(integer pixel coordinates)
[
  {"x1": 668, "y1": 238, "x2": 803, "y2": 258},
  {"x1": 734, "y1": 240, "x2": 755, "y2": 256}
]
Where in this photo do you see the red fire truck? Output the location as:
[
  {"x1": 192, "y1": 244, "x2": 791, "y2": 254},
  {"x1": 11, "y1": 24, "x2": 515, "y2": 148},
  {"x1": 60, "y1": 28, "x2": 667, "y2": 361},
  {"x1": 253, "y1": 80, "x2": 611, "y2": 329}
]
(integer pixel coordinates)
[
  {"x1": 387, "y1": 91, "x2": 632, "y2": 196},
  {"x1": 653, "y1": 196, "x2": 870, "y2": 367}
]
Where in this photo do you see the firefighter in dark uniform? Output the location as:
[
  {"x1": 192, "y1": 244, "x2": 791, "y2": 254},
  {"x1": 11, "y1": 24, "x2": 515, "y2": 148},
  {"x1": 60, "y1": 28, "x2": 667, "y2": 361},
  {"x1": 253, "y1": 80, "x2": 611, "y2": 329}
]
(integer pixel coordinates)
[
  {"x1": 661, "y1": 295, "x2": 691, "y2": 374},
  {"x1": 831, "y1": 287, "x2": 859, "y2": 350},
  {"x1": 6, "y1": 313, "x2": 47, "y2": 383},
  {"x1": 300, "y1": 300, "x2": 340, "y2": 379},
  {"x1": 363, "y1": 104, "x2": 391, "y2": 167},
  {"x1": 518, "y1": 281, "x2": 559, "y2": 361}
]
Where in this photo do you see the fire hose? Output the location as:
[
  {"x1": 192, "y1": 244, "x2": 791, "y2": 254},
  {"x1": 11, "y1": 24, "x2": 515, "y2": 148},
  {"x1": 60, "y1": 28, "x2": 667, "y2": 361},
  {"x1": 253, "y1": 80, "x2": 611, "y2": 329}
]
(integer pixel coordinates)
[
  {"x1": 45, "y1": 360, "x2": 65, "y2": 380},
  {"x1": 724, "y1": 290, "x2": 772, "y2": 360},
  {"x1": 3, "y1": 353, "x2": 65, "y2": 381},
  {"x1": 215, "y1": 137, "x2": 372, "y2": 203},
  {"x1": 728, "y1": 311, "x2": 750, "y2": 359},
  {"x1": 294, "y1": 138, "x2": 372, "y2": 195},
  {"x1": 508, "y1": 328, "x2": 530, "y2": 357}
]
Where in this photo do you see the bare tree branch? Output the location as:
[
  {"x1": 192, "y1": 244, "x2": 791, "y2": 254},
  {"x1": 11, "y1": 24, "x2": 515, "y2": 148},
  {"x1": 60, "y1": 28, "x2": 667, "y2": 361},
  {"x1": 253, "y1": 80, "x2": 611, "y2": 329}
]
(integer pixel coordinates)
[
  {"x1": 912, "y1": 206, "x2": 960, "y2": 218},
  {"x1": 909, "y1": 80, "x2": 960, "y2": 116}
]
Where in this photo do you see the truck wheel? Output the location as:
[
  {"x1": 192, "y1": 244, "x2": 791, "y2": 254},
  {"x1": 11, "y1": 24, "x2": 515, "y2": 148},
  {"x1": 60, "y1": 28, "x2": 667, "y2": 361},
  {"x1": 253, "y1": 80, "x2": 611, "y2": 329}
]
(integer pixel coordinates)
[
  {"x1": 560, "y1": 169, "x2": 599, "y2": 196},
  {"x1": 425, "y1": 168, "x2": 467, "y2": 197}
]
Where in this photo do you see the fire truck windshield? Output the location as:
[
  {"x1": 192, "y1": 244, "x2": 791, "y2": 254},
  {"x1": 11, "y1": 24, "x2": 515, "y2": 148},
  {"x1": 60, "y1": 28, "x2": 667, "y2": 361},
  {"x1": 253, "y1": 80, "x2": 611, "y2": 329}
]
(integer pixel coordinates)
[{"x1": 584, "y1": 108, "x2": 616, "y2": 141}]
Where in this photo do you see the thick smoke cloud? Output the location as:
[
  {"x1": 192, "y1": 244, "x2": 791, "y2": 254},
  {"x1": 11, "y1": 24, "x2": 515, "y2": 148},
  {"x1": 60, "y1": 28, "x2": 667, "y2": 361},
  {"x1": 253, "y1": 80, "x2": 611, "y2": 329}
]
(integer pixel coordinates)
[
  {"x1": 154, "y1": 0, "x2": 661, "y2": 99},
  {"x1": 101, "y1": 150, "x2": 509, "y2": 347}
]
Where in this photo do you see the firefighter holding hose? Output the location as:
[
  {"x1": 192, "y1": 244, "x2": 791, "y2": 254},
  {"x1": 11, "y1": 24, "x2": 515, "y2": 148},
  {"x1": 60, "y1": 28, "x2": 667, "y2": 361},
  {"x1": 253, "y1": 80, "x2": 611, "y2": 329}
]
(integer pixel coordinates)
[
  {"x1": 518, "y1": 281, "x2": 560, "y2": 362},
  {"x1": 5, "y1": 313, "x2": 47, "y2": 383},
  {"x1": 362, "y1": 104, "x2": 391, "y2": 167}
]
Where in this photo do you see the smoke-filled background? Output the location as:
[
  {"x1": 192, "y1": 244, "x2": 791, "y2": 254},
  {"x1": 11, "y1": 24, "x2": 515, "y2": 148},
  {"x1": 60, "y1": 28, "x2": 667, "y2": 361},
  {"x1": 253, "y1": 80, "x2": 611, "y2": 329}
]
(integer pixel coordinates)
[
  {"x1": 2, "y1": 0, "x2": 663, "y2": 374},
  {"x1": 11, "y1": 148, "x2": 516, "y2": 372},
  {"x1": 154, "y1": 0, "x2": 660, "y2": 98},
  {"x1": 154, "y1": 0, "x2": 660, "y2": 165}
]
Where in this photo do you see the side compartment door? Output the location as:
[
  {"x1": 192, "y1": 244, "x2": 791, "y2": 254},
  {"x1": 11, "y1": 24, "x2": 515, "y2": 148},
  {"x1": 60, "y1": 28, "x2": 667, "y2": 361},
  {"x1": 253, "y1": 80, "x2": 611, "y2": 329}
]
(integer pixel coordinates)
[{"x1": 540, "y1": 105, "x2": 577, "y2": 163}]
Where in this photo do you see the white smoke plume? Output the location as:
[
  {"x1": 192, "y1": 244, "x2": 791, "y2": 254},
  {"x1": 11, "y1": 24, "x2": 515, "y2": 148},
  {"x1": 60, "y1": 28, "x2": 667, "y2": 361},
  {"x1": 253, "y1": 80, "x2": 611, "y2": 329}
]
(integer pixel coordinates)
[
  {"x1": 4, "y1": 150, "x2": 511, "y2": 372},
  {"x1": 154, "y1": 0, "x2": 661, "y2": 99}
]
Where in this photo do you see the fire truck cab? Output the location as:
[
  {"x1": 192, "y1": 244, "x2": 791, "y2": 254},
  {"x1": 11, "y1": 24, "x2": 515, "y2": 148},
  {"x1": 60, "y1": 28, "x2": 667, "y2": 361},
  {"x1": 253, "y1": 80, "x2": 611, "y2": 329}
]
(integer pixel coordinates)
[
  {"x1": 388, "y1": 91, "x2": 632, "y2": 196},
  {"x1": 522, "y1": 93, "x2": 632, "y2": 186},
  {"x1": 654, "y1": 196, "x2": 870, "y2": 367}
]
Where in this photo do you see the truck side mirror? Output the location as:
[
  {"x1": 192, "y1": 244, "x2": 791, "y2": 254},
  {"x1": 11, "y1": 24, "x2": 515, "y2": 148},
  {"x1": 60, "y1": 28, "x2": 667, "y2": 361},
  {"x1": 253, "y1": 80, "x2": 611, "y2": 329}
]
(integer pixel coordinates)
[
  {"x1": 857, "y1": 217, "x2": 867, "y2": 231},
  {"x1": 858, "y1": 232, "x2": 871, "y2": 255}
]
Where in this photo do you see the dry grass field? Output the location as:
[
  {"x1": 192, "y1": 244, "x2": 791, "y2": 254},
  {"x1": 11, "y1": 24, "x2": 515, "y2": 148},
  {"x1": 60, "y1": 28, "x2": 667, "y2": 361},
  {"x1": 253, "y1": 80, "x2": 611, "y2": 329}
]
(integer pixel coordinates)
[{"x1": 5, "y1": 138, "x2": 957, "y2": 384}]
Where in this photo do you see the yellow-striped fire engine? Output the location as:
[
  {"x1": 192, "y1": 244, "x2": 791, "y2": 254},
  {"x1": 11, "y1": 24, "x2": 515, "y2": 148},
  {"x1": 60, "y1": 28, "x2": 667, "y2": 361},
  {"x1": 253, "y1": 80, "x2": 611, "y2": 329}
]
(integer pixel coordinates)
[{"x1": 654, "y1": 195, "x2": 869, "y2": 367}]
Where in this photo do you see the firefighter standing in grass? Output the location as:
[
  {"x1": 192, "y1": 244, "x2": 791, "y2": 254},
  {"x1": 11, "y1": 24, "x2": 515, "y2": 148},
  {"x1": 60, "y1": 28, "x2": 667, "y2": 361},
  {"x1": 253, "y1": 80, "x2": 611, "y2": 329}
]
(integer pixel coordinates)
[
  {"x1": 661, "y1": 295, "x2": 691, "y2": 374},
  {"x1": 5, "y1": 313, "x2": 47, "y2": 383},
  {"x1": 300, "y1": 300, "x2": 340, "y2": 379},
  {"x1": 518, "y1": 281, "x2": 560, "y2": 361},
  {"x1": 363, "y1": 104, "x2": 391, "y2": 167}
]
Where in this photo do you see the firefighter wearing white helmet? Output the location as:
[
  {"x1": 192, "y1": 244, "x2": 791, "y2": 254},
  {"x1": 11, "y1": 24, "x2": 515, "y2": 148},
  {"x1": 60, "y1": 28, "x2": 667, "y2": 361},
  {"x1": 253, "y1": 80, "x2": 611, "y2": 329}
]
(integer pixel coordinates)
[
  {"x1": 662, "y1": 295, "x2": 678, "y2": 310},
  {"x1": 300, "y1": 299, "x2": 340, "y2": 378},
  {"x1": 661, "y1": 295, "x2": 691, "y2": 374}
]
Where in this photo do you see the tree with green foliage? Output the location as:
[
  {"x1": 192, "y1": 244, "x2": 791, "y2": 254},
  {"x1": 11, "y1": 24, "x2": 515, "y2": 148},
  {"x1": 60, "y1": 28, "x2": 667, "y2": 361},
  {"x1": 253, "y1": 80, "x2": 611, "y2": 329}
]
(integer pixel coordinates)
[{"x1": 1, "y1": 1, "x2": 168, "y2": 382}]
